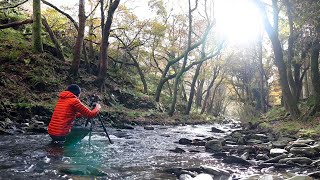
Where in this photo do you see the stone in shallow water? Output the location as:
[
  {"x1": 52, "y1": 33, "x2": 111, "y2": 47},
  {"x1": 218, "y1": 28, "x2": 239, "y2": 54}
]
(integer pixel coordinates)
[
  {"x1": 144, "y1": 126, "x2": 154, "y2": 130},
  {"x1": 211, "y1": 127, "x2": 225, "y2": 133},
  {"x1": 193, "y1": 173, "x2": 213, "y2": 180},
  {"x1": 222, "y1": 155, "x2": 252, "y2": 165},
  {"x1": 286, "y1": 175, "x2": 313, "y2": 180},
  {"x1": 269, "y1": 148, "x2": 288, "y2": 157},
  {"x1": 200, "y1": 165, "x2": 230, "y2": 176},
  {"x1": 169, "y1": 147, "x2": 186, "y2": 153},
  {"x1": 289, "y1": 147, "x2": 317, "y2": 158},
  {"x1": 205, "y1": 140, "x2": 223, "y2": 153},
  {"x1": 179, "y1": 138, "x2": 192, "y2": 145},
  {"x1": 278, "y1": 157, "x2": 312, "y2": 165}
]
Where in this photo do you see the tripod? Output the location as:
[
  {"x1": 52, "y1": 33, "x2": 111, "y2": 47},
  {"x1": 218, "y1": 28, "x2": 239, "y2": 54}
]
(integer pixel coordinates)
[{"x1": 85, "y1": 114, "x2": 113, "y2": 145}]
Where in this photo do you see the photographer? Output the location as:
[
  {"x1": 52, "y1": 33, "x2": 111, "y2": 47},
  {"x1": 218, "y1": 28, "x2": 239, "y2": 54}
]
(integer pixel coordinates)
[{"x1": 48, "y1": 84, "x2": 101, "y2": 145}]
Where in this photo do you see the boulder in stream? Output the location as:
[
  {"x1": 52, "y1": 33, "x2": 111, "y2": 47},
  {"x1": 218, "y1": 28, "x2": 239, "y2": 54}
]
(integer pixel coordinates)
[
  {"x1": 286, "y1": 175, "x2": 313, "y2": 180},
  {"x1": 179, "y1": 138, "x2": 192, "y2": 145},
  {"x1": 144, "y1": 126, "x2": 154, "y2": 130},
  {"x1": 200, "y1": 165, "x2": 230, "y2": 176},
  {"x1": 222, "y1": 155, "x2": 252, "y2": 165},
  {"x1": 211, "y1": 127, "x2": 225, "y2": 133},
  {"x1": 205, "y1": 139, "x2": 223, "y2": 153},
  {"x1": 278, "y1": 157, "x2": 312, "y2": 165},
  {"x1": 289, "y1": 147, "x2": 318, "y2": 158},
  {"x1": 269, "y1": 148, "x2": 288, "y2": 157}
]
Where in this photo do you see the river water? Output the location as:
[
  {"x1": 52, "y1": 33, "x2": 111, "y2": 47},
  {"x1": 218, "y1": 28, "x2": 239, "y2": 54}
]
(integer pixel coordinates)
[{"x1": 0, "y1": 122, "x2": 291, "y2": 180}]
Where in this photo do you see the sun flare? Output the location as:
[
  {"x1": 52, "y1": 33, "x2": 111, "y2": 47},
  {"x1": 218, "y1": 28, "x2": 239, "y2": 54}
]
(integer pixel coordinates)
[{"x1": 215, "y1": 0, "x2": 263, "y2": 44}]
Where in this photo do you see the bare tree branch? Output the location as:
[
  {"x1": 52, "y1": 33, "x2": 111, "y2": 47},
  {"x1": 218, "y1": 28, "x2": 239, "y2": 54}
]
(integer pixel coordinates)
[{"x1": 0, "y1": 0, "x2": 29, "y2": 10}]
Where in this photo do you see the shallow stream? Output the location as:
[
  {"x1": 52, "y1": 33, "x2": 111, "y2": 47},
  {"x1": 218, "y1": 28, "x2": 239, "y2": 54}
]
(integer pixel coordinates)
[{"x1": 0, "y1": 121, "x2": 304, "y2": 179}]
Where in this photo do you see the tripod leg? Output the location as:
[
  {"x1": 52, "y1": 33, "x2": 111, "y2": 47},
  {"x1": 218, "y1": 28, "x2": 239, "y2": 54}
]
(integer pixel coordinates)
[
  {"x1": 98, "y1": 115, "x2": 113, "y2": 144},
  {"x1": 88, "y1": 118, "x2": 93, "y2": 146}
]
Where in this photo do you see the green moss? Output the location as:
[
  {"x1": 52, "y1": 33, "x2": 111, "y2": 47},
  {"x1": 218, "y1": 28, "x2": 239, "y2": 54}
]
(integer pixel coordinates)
[
  {"x1": 274, "y1": 120, "x2": 301, "y2": 134},
  {"x1": 265, "y1": 106, "x2": 286, "y2": 120},
  {"x1": 0, "y1": 28, "x2": 31, "y2": 60}
]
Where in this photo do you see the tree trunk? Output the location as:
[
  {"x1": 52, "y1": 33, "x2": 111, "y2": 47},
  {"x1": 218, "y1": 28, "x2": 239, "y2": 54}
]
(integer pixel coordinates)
[
  {"x1": 96, "y1": 0, "x2": 120, "y2": 86},
  {"x1": 257, "y1": 0, "x2": 300, "y2": 118},
  {"x1": 127, "y1": 51, "x2": 148, "y2": 93},
  {"x1": 0, "y1": 19, "x2": 32, "y2": 29},
  {"x1": 310, "y1": 33, "x2": 320, "y2": 96},
  {"x1": 303, "y1": 68, "x2": 309, "y2": 98},
  {"x1": 201, "y1": 70, "x2": 219, "y2": 114},
  {"x1": 41, "y1": 17, "x2": 65, "y2": 61},
  {"x1": 154, "y1": 26, "x2": 211, "y2": 102},
  {"x1": 168, "y1": 0, "x2": 196, "y2": 116},
  {"x1": 258, "y1": 36, "x2": 266, "y2": 112},
  {"x1": 309, "y1": 31, "x2": 320, "y2": 116},
  {"x1": 196, "y1": 80, "x2": 204, "y2": 108},
  {"x1": 70, "y1": 0, "x2": 86, "y2": 77},
  {"x1": 185, "y1": 43, "x2": 205, "y2": 114},
  {"x1": 32, "y1": 0, "x2": 43, "y2": 53}
]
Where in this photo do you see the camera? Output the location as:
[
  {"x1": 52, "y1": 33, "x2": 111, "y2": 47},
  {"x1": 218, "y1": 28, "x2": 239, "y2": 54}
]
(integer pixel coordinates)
[{"x1": 89, "y1": 94, "x2": 100, "y2": 107}]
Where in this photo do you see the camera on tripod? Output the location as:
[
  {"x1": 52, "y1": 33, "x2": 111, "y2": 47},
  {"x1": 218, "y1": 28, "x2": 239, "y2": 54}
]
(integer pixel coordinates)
[{"x1": 89, "y1": 94, "x2": 100, "y2": 108}]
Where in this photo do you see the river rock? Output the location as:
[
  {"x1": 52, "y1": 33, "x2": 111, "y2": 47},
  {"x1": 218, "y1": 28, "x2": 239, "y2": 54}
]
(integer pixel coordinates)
[
  {"x1": 292, "y1": 139, "x2": 315, "y2": 145},
  {"x1": 310, "y1": 159, "x2": 320, "y2": 166},
  {"x1": 193, "y1": 173, "x2": 213, "y2": 180},
  {"x1": 278, "y1": 157, "x2": 312, "y2": 165},
  {"x1": 211, "y1": 127, "x2": 225, "y2": 133},
  {"x1": 272, "y1": 137, "x2": 293, "y2": 148},
  {"x1": 192, "y1": 139, "x2": 206, "y2": 146},
  {"x1": 179, "y1": 174, "x2": 193, "y2": 180},
  {"x1": 240, "y1": 152, "x2": 249, "y2": 160},
  {"x1": 205, "y1": 140, "x2": 223, "y2": 152},
  {"x1": 169, "y1": 147, "x2": 186, "y2": 153},
  {"x1": 269, "y1": 148, "x2": 288, "y2": 157},
  {"x1": 247, "y1": 139, "x2": 263, "y2": 144},
  {"x1": 222, "y1": 155, "x2": 252, "y2": 165},
  {"x1": 308, "y1": 171, "x2": 320, "y2": 178},
  {"x1": 311, "y1": 143, "x2": 320, "y2": 152},
  {"x1": 256, "y1": 154, "x2": 269, "y2": 160},
  {"x1": 144, "y1": 126, "x2": 154, "y2": 130},
  {"x1": 179, "y1": 138, "x2": 192, "y2": 145},
  {"x1": 286, "y1": 175, "x2": 313, "y2": 180},
  {"x1": 264, "y1": 154, "x2": 289, "y2": 163},
  {"x1": 289, "y1": 147, "x2": 318, "y2": 157},
  {"x1": 200, "y1": 165, "x2": 230, "y2": 176}
]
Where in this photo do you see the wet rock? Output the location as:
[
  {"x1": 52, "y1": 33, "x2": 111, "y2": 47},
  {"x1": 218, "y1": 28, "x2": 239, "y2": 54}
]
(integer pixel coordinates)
[
  {"x1": 264, "y1": 154, "x2": 289, "y2": 163},
  {"x1": 308, "y1": 171, "x2": 320, "y2": 179},
  {"x1": 285, "y1": 143, "x2": 310, "y2": 151},
  {"x1": 256, "y1": 154, "x2": 269, "y2": 160},
  {"x1": 269, "y1": 148, "x2": 288, "y2": 157},
  {"x1": 278, "y1": 157, "x2": 312, "y2": 165},
  {"x1": 205, "y1": 140, "x2": 223, "y2": 153},
  {"x1": 200, "y1": 165, "x2": 230, "y2": 176},
  {"x1": 179, "y1": 174, "x2": 193, "y2": 180},
  {"x1": 189, "y1": 149, "x2": 200, "y2": 153},
  {"x1": 222, "y1": 155, "x2": 252, "y2": 165},
  {"x1": 211, "y1": 127, "x2": 225, "y2": 133},
  {"x1": 292, "y1": 139, "x2": 315, "y2": 145},
  {"x1": 247, "y1": 139, "x2": 263, "y2": 144},
  {"x1": 286, "y1": 175, "x2": 313, "y2": 180},
  {"x1": 169, "y1": 147, "x2": 186, "y2": 153},
  {"x1": 26, "y1": 124, "x2": 47, "y2": 133},
  {"x1": 272, "y1": 137, "x2": 292, "y2": 148},
  {"x1": 237, "y1": 137, "x2": 246, "y2": 145},
  {"x1": 179, "y1": 138, "x2": 192, "y2": 145},
  {"x1": 290, "y1": 147, "x2": 318, "y2": 158},
  {"x1": 212, "y1": 152, "x2": 228, "y2": 158},
  {"x1": 311, "y1": 143, "x2": 320, "y2": 152},
  {"x1": 193, "y1": 173, "x2": 213, "y2": 180},
  {"x1": 59, "y1": 165, "x2": 107, "y2": 176},
  {"x1": 310, "y1": 159, "x2": 320, "y2": 166},
  {"x1": 191, "y1": 139, "x2": 205, "y2": 146},
  {"x1": 144, "y1": 126, "x2": 154, "y2": 130},
  {"x1": 0, "y1": 127, "x2": 14, "y2": 135},
  {"x1": 240, "y1": 152, "x2": 249, "y2": 160}
]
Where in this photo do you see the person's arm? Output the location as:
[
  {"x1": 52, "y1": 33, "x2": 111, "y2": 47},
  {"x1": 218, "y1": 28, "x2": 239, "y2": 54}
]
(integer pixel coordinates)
[{"x1": 73, "y1": 99, "x2": 101, "y2": 118}]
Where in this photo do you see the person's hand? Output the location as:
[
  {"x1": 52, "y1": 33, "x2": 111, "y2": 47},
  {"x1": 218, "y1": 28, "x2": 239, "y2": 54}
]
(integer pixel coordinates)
[{"x1": 95, "y1": 103, "x2": 101, "y2": 110}]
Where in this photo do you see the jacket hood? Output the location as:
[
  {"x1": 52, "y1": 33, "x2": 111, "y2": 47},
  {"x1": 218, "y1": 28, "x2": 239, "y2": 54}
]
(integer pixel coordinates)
[{"x1": 59, "y1": 91, "x2": 77, "y2": 99}]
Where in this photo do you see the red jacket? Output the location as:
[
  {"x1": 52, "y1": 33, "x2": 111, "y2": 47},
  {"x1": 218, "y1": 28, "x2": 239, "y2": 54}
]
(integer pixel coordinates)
[{"x1": 48, "y1": 91, "x2": 100, "y2": 136}]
